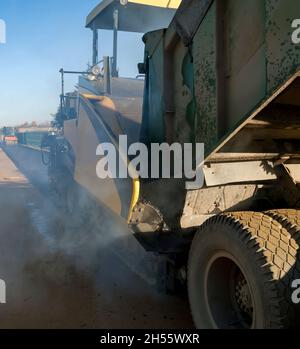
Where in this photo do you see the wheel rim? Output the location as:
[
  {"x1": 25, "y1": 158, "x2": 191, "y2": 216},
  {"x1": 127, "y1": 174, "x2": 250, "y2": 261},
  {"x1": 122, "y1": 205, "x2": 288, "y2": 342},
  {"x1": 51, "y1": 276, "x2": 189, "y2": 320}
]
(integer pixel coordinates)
[{"x1": 204, "y1": 251, "x2": 255, "y2": 329}]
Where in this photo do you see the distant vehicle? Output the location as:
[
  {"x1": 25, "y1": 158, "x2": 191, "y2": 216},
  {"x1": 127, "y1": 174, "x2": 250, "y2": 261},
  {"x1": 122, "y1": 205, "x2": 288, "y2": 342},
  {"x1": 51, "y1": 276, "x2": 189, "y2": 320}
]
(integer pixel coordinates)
[{"x1": 2, "y1": 127, "x2": 18, "y2": 145}]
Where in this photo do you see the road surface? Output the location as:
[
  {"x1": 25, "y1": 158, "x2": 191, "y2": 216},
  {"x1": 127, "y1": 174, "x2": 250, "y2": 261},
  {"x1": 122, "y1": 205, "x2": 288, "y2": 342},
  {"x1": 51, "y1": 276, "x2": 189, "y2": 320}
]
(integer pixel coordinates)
[{"x1": 0, "y1": 144, "x2": 193, "y2": 329}]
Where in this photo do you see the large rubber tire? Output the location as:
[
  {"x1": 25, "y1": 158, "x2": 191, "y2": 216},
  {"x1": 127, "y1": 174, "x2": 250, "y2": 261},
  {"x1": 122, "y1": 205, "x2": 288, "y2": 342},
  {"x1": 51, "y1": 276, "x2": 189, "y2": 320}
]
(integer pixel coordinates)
[
  {"x1": 188, "y1": 212, "x2": 300, "y2": 329},
  {"x1": 264, "y1": 209, "x2": 300, "y2": 324}
]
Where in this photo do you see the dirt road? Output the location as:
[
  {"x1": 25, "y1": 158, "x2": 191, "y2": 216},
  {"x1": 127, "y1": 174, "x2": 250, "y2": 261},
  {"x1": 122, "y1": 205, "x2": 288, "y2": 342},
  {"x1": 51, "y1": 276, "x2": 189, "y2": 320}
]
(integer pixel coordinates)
[{"x1": 0, "y1": 145, "x2": 193, "y2": 329}]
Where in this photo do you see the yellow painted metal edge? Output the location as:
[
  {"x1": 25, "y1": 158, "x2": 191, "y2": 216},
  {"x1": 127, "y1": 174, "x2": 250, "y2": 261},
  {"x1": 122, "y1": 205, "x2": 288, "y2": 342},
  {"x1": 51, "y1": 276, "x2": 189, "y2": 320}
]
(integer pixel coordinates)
[
  {"x1": 127, "y1": 0, "x2": 181, "y2": 9},
  {"x1": 81, "y1": 93, "x2": 104, "y2": 101},
  {"x1": 127, "y1": 178, "x2": 140, "y2": 223}
]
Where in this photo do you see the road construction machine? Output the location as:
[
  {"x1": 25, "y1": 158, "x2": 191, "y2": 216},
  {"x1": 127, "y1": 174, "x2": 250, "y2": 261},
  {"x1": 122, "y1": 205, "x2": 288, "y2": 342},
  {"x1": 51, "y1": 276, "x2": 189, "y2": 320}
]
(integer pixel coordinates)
[{"x1": 46, "y1": 0, "x2": 300, "y2": 329}]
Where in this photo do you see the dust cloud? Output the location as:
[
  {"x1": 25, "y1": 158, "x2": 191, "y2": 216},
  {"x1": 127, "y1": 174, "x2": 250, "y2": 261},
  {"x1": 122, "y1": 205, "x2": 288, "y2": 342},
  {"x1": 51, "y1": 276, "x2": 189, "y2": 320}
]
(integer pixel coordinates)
[{"x1": 0, "y1": 144, "x2": 192, "y2": 329}]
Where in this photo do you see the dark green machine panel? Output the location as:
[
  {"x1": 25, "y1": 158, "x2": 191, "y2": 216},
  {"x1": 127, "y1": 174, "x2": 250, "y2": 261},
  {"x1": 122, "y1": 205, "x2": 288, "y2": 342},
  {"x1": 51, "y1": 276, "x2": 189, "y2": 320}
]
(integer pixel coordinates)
[{"x1": 142, "y1": 0, "x2": 300, "y2": 155}]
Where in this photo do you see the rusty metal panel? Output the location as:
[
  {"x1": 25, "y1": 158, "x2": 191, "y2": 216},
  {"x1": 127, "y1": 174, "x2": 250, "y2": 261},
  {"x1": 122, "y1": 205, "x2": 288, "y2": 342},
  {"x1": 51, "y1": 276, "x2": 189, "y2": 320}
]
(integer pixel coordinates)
[
  {"x1": 138, "y1": 0, "x2": 300, "y2": 231},
  {"x1": 193, "y1": 2, "x2": 218, "y2": 151},
  {"x1": 266, "y1": 0, "x2": 300, "y2": 93},
  {"x1": 172, "y1": 42, "x2": 191, "y2": 143},
  {"x1": 226, "y1": 46, "x2": 267, "y2": 129},
  {"x1": 181, "y1": 184, "x2": 258, "y2": 228},
  {"x1": 172, "y1": 0, "x2": 213, "y2": 45},
  {"x1": 203, "y1": 160, "x2": 277, "y2": 186},
  {"x1": 225, "y1": 0, "x2": 266, "y2": 129},
  {"x1": 143, "y1": 0, "x2": 300, "y2": 152}
]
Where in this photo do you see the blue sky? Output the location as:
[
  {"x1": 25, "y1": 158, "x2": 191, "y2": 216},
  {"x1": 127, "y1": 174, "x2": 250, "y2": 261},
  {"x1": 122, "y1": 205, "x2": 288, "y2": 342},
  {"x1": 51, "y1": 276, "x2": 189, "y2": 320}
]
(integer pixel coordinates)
[{"x1": 0, "y1": 0, "x2": 144, "y2": 126}]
